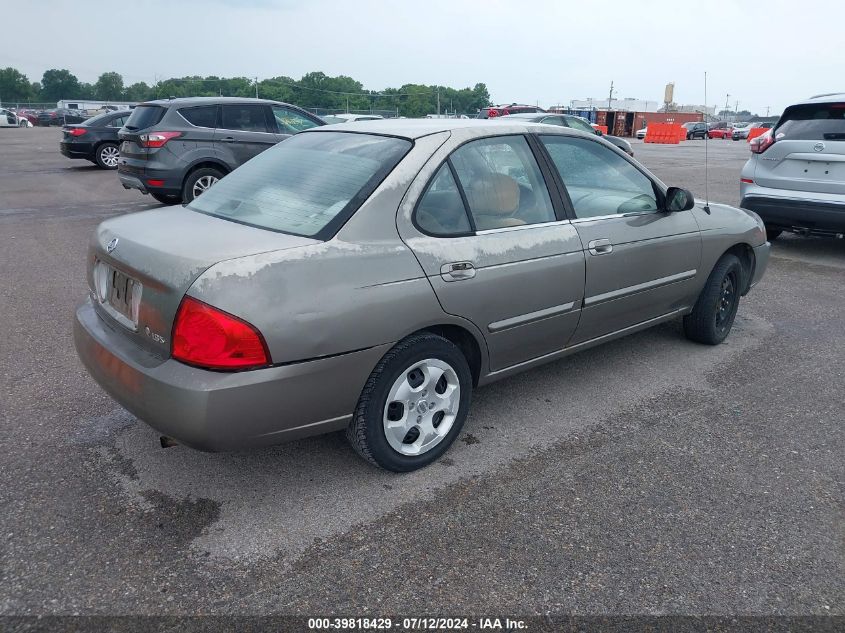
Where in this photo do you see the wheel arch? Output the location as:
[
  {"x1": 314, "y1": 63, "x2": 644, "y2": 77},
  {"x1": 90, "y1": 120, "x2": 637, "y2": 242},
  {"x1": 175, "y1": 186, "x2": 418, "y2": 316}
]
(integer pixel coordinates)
[
  {"x1": 722, "y1": 242, "x2": 755, "y2": 295},
  {"x1": 182, "y1": 159, "x2": 230, "y2": 184},
  {"x1": 411, "y1": 323, "x2": 486, "y2": 387}
]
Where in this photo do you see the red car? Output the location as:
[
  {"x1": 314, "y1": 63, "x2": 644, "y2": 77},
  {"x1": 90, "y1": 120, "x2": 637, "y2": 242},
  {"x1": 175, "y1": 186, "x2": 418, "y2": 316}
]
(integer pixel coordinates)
[{"x1": 707, "y1": 126, "x2": 732, "y2": 139}]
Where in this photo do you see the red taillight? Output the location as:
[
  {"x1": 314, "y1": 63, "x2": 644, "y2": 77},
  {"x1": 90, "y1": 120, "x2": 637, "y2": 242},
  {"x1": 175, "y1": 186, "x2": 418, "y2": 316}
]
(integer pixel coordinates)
[
  {"x1": 139, "y1": 131, "x2": 182, "y2": 148},
  {"x1": 172, "y1": 297, "x2": 270, "y2": 370},
  {"x1": 67, "y1": 128, "x2": 86, "y2": 136},
  {"x1": 740, "y1": 178, "x2": 754, "y2": 184},
  {"x1": 146, "y1": 179, "x2": 165, "y2": 187},
  {"x1": 750, "y1": 130, "x2": 775, "y2": 154}
]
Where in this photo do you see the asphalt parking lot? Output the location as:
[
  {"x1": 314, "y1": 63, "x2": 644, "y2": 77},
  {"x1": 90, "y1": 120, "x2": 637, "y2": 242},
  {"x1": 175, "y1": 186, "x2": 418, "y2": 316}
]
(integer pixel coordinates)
[{"x1": 1, "y1": 127, "x2": 843, "y2": 622}]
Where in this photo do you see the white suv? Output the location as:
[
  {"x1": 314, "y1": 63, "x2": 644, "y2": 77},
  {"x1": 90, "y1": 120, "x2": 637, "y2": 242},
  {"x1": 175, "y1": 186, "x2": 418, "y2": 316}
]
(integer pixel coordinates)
[{"x1": 740, "y1": 93, "x2": 845, "y2": 240}]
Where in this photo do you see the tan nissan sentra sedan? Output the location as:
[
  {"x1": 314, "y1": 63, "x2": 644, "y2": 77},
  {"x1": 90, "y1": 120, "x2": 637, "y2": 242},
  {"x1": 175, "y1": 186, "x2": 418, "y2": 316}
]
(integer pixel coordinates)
[{"x1": 74, "y1": 120, "x2": 770, "y2": 471}]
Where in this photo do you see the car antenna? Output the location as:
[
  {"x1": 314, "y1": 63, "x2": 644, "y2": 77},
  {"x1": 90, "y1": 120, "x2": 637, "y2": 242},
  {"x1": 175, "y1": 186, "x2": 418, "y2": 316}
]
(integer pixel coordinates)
[{"x1": 703, "y1": 71, "x2": 711, "y2": 214}]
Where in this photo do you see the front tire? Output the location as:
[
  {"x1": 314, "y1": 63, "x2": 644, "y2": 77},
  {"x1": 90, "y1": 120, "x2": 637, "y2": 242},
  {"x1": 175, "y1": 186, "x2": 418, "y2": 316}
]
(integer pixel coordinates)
[
  {"x1": 683, "y1": 254, "x2": 744, "y2": 345},
  {"x1": 347, "y1": 333, "x2": 472, "y2": 472},
  {"x1": 182, "y1": 167, "x2": 223, "y2": 203},
  {"x1": 94, "y1": 143, "x2": 120, "y2": 169}
]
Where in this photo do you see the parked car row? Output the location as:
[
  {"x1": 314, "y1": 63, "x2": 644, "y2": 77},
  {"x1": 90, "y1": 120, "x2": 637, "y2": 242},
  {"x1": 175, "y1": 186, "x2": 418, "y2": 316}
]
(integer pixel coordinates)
[{"x1": 0, "y1": 107, "x2": 32, "y2": 127}]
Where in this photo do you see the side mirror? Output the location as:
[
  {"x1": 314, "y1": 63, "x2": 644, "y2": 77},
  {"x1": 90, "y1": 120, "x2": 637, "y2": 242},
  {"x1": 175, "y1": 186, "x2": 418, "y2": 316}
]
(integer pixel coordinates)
[{"x1": 665, "y1": 187, "x2": 695, "y2": 212}]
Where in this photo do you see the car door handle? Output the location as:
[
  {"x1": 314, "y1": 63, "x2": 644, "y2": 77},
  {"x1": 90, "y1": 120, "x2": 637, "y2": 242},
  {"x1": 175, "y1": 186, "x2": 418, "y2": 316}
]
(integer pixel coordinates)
[
  {"x1": 588, "y1": 238, "x2": 613, "y2": 255},
  {"x1": 440, "y1": 261, "x2": 476, "y2": 281},
  {"x1": 218, "y1": 137, "x2": 235, "y2": 143}
]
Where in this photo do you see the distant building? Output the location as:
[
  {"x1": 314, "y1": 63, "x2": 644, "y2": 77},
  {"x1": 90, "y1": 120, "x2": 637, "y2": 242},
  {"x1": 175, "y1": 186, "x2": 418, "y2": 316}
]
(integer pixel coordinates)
[
  {"x1": 661, "y1": 103, "x2": 716, "y2": 115},
  {"x1": 57, "y1": 99, "x2": 135, "y2": 112},
  {"x1": 566, "y1": 98, "x2": 660, "y2": 112}
]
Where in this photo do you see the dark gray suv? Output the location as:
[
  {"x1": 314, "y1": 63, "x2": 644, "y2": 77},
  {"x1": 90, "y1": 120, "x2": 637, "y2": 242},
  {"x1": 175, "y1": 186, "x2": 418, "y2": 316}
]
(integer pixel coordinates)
[{"x1": 117, "y1": 97, "x2": 324, "y2": 204}]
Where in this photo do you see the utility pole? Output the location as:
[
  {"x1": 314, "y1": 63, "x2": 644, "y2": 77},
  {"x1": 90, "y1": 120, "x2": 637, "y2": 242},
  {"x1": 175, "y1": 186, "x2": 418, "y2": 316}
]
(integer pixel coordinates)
[
  {"x1": 765, "y1": 105, "x2": 770, "y2": 117},
  {"x1": 436, "y1": 86, "x2": 440, "y2": 116},
  {"x1": 724, "y1": 93, "x2": 730, "y2": 117},
  {"x1": 255, "y1": 77, "x2": 259, "y2": 99},
  {"x1": 735, "y1": 100, "x2": 739, "y2": 116},
  {"x1": 346, "y1": 96, "x2": 349, "y2": 113},
  {"x1": 607, "y1": 80, "x2": 614, "y2": 109}
]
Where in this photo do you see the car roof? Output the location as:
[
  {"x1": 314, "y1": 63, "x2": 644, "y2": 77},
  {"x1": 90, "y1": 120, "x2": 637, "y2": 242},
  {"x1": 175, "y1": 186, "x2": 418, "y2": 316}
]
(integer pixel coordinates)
[
  {"x1": 302, "y1": 118, "x2": 584, "y2": 140},
  {"x1": 138, "y1": 96, "x2": 288, "y2": 107},
  {"x1": 805, "y1": 92, "x2": 845, "y2": 103}
]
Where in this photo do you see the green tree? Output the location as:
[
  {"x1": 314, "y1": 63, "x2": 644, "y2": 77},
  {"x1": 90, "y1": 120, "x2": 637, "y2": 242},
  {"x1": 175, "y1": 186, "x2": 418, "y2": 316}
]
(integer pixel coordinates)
[
  {"x1": 0, "y1": 67, "x2": 35, "y2": 103},
  {"x1": 124, "y1": 81, "x2": 153, "y2": 102},
  {"x1": 94, "y1": 72, "x2": 124, "y2": 100},
  {"x1": 40, "y1": 69, "x2": 82, "y2": 102}
]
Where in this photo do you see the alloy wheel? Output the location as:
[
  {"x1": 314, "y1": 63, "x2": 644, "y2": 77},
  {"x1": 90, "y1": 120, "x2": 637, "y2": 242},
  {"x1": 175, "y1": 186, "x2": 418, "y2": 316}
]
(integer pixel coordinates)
[
  {"x1": 100, "y1": 145, "x2": 119, "y2": 168},
  {"x1": 192, "y1": 175, "x2": 218, "y2": 198}
]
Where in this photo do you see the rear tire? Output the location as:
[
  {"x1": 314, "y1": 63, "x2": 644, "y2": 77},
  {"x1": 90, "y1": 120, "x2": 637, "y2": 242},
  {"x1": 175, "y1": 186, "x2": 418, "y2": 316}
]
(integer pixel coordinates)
[
  {"x1": 347, "y1": 333, "x2": 472, "y2": 472},
  {"x1": 766, "y1": 228, "x2": 782, "y2": 241},
  {"x1": 182, "y1": 167, "x2": 223, "y2": 203},
  {"x1": 94, "y1": 142, "x2": 120, "y2": 169},
  {"x1": 150, "y1": 191, "x2": 182, "y2": 205},
  {"x1": 683, "y1": 254, "x2": 744, "y2": 345}
]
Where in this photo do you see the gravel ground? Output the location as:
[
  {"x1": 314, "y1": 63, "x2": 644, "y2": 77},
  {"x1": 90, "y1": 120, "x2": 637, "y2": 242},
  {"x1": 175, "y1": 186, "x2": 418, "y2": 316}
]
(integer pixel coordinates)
[{"x1": 0, "y1": 127, "x2": 842, "y2": 628}]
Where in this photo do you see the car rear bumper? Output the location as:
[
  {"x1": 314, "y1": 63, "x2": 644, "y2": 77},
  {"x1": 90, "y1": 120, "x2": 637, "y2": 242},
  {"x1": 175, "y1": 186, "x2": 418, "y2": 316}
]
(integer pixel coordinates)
[
  {"x1": 60, "y1": 142, "x2": 93, "y2": 159},
  {"x1": 74, "y1": 298, "x2": 389, "y2": 451},
  {"x1": 741, "y1": 195, "x2": 845, "y2": 235},
  {"x1": 118, "y1": 167, "x2": 183, "y2": 197}
]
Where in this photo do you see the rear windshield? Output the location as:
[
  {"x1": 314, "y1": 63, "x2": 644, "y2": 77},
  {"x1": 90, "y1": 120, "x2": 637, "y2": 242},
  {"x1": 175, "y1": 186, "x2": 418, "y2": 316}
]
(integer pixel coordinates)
[
  {"x1": 82, "y1": 111, "x2": 116, "y2": 127},
  {"x1": 776, "y1": 103, "x2": 845, "y2": 141},
  {"x1": 124, "y1": 105, "x2": 165, "y2": 130},
  {"x1": 188, "y1": 131, "x2": 412, "y2": 239}
]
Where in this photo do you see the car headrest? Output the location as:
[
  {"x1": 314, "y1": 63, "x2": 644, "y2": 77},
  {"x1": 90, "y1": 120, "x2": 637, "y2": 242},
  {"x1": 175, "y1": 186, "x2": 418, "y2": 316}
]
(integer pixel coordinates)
[{"x1": 467, "y1": 173, "x2": 520, "y2": 215}]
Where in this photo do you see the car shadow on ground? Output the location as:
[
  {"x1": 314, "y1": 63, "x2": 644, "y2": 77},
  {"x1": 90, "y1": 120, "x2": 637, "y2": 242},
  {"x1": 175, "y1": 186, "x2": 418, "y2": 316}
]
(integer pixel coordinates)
[{"x1": 84, "y1": 312, "x2": 772, "y2": 565}]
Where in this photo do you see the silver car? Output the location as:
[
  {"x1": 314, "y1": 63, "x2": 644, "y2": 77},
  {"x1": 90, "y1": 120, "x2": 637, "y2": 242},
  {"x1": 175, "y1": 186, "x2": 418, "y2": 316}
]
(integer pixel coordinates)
[
  {"x1": 74, "y1": 120, "x2": 770, "y2": 471},
  {"x1": 740, "y1": 93, "x2": 845, "y2": 239}
]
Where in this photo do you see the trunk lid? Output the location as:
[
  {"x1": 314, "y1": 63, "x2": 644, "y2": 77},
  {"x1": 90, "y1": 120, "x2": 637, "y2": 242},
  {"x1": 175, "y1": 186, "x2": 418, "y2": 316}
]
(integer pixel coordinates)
[{"x1": 88, "y1": 207, "x2": 319, "y2": 357}]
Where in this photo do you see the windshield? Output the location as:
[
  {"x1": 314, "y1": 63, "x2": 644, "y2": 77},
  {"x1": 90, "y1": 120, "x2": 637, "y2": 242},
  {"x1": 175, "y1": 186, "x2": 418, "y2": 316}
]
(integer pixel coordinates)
[{"x1": 188, "y1": 131, "x2": 412, "y2": 239}]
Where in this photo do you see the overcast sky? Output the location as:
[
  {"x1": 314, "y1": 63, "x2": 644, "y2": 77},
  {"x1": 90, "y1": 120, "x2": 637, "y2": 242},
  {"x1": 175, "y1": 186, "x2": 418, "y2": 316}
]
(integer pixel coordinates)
[{"x1": 3, "y1": 0, "x2": 841, "y2": 115}]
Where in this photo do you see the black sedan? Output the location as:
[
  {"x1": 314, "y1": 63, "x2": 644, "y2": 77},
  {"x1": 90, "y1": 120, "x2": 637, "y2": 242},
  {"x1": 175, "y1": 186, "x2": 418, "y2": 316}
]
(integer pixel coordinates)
[
  {"x1": 500, "y1": 112, "x2": 634, "y2": 156},
  {"x1": 37, "y1": 108, "x2": 88, "y2": 127},
  {"x1": 60, "y1": 110, "x2": 130, "y2": 169}
]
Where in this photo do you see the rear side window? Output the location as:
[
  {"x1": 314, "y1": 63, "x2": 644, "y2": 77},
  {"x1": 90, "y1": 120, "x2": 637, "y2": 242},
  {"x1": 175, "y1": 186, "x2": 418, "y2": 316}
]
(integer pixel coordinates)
[
  {"x1": 179, "y1": 105, "x2": 218, "y2": 128},
  {"x1": 221, "y1": 104, "x2": 270, "y2": 133},
  {"x1": 775, "y1": 103, "x2": 845, "y2": 141},
  {"x1": 124, "y1": 105, "x2": 165, "y2": 130},
  {"x1": 416, "y1": 164, "x2": 472, "y2": 236},
  {"x1": 188, "y1": 131, "x2": 411, "y2": 238}
]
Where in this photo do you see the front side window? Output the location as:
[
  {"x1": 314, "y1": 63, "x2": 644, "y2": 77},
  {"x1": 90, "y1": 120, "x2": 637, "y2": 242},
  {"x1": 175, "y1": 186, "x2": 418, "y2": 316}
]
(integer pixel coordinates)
[
  {"x1": 188, "y1": 131, "x2": 411, "y2": 238},
  {"x1": 220, "y1": 104, "x2": 270, "y2": 133},
  {"x1": 540, "y1": 116, "x2": 565, "y2": 126},
  {"x1": 564, "y1": 116, "x2": 596, "y2": 135},
  {"x1": 540, "y1": 135, "x2": 659, "y2": 219},
  {"x1": 416, "y1": 164, "x2": 472, "y2": 236},
  {"x1": 272, "y1": 106, "x2": 320, "y2": 134},
  {"x1": 449, "y1": 135, "x2": 556, "y2": 230}
]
